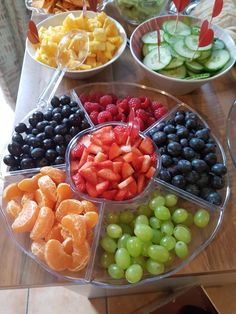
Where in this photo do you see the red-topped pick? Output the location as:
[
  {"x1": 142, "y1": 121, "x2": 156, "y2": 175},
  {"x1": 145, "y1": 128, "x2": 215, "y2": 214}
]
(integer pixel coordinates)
[
  {"x1": 27, "y1": 20, "x2": 40, "y2": 45},
  {"x1": 88, "y1": 0, "x2": 99, "y2": 12},
  {"x1": 156, "y1": 26, "x2": 161, "y2": 62},
  {"x1": 198, "y1": 20, "x2": 214, "y2": 48},
  {"x1": 82, "y1": 0, "x2": 87, "y2": 17},
  {"x1": 210, "y1": 0, "x2": 224, "y2": 24},
  {"x1": 173, "y1": 0, "x2": 190, "y2": 32}
]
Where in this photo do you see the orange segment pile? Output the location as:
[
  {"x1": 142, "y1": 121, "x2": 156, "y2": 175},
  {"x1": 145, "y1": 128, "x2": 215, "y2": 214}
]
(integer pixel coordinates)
[{"x1": 3, "y1": 166, "x2": 99, "y2": 273}]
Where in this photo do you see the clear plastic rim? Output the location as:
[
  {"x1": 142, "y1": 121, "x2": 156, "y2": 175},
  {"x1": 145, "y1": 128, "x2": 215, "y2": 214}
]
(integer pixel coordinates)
[{"x1": 227, "y1": 99, "x2": 236, "y2": 168}]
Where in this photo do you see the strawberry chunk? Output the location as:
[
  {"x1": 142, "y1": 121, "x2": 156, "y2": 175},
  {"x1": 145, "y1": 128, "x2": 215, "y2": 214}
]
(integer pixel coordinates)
[
  {"x1": 118, "y1": 176, "x2": 134, "y2": 189},
  {"x1": 96, "y1": 181, "x2": 109, "y2": 195},
  {"x1": 90, "y1": 135, "x2": 103, "y2": 146},
  {"x1": 113, "y1": 161, "x2": 123, "y2": 174},
  {"x1": 70, "y1": 160, "x2": 80, "y2": 174},
  {"x1": 94, "y1": 160, "x2": 113, "y2": 169},
  {"x1": 71, "y1": 143, "x2": 85, "y2": 159},
  {"x1": 131, "y1": 147, "x2": 142, "y2": 156},
  {"x1": 86, "y1": 182, "x2": 99, "y2": 198},
  {"x1": 127, "y1": 179, "x2": 137, "y2": 196},
  {"x1": 80, "y1": 166, "x2": 98, "y2": 185},
  {"x1": 80, "y1": 134, "x2": 91, "y2": 147},
  {"x1": 102, "y1": 189, "x2": 117, "y2": 200},
  {"x1": 132, "y1": 154, "x2": 143, "y2": 171},
  {"x1": 87, "y1": 155, "x2": 95, "y2": 162},
  {"x1": 78, "y1": 148, "x2": 89, "y2": 168},
  {"x1": 141, "y1": 155, "x2": 151, "y2": 173},
  {"x1": 123, "y1": 152, "x2": 133, "y2": 163},
  {"x1": 139, "y1": 137, "x2": 154, "y2": 155},
  {"x1": 93, "y1": 127, "x2": 115, "y2": 145},
  {"x1": 114, "y1": 189, "x2": 128, "y2": 201},
  {"x1": 122, "y1": 162, "x2": 134, "y2": 179},
  {"x1": 87, "y1": 143, "x2": 103, "y2": 155},
  {"x1": 98, "y1": 169, "x2": 120, "y2": 181},
  {"x1": 137, "y1": 174, "x2": 145, "y2": 193},
  {"x1": 109, "y1": 143, "x2": 122, "y2": 160},
  {"x1": 145, "y1": 166, "x2": 156, "y2": 178},
  {"x1": 72, "y1": 173, "x2": 86, "y2": 192},
  {"x1": 132, "y1": 137, "x2": 142, "y2": 148},
  {"x1": 113, "y1": 125, "x2": 129, "y2": 145},
  {"x1": 94, "y1": 152, "x2": 108, "y2": 162}
]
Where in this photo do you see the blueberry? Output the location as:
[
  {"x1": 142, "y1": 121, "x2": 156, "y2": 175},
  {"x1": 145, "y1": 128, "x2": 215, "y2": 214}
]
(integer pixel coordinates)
[
  {"x1": 172, "y1": 157, "x2": 179, "y2": 165},
  {"x1": 8, "y1": 142, "x2": 22, "y2": 157},
  {"x1": 168, "y1": 165, "x2": 180, "y2": 177},
  {"x1": 54, "y1": 134, "x2": 64, "y2": 145},
  {"x1": 45, "y1": 125, "x2": 54, "y2": 138},
  {"x1": 45, "y1": 149, "x2": 57, "y2": 162},
  {"x1": 70, "y1": 126, "x2": 80, "y2": 137},
  {"x1": 180, "y1": 138, "x2": 188, "y2": 147},
  {"x1": 55, "y1": 124, "x2": 67, "y2": 135},
  {"x1": 177, "y1": 127, "x2": 189, "y2": 139},
  {"x1": 60, "y1": 95, "x2": 71, "y2": 106},
  {"x1": 76, "y1": 109, "x2": 85, "y2": 118},
  {"x1": 61, "y1": 105, "x2": 71, "y2": 118},
  {"x1": 53, "y1": 112, "x2": 62, "y2": 123},
  {"x1": 33, "y1": 111, "x2": 44, "y2": 122},
  {"x1": 163, "y1": 124, "x2": 176, "y2": 134},
  {"x1": 50, "y1": 120, "x2": 57, "y2": 128},
  {"x1": 176, "y1": 110, "x2": 185, "y2": 116},
  {"x1": 185, "y1": 112, "x2": 197, "y2": 120},
  {"x1": 26, "y1": 126, "x2": 33, "y2": 134},
  {"x1": 161, "y1": 154, "x2": 172, "y2": 167},
  {"x1": 189, "y1": 138, "x2": 205, "y2": 151},
  {"x1": 43, "y1": 138, "x2": 55, "y2": 149},
  {"x1": 204, "y1": 153, "x2": 217, "y2": 166},
  {"x1": 36, "y1": 132, "x2": 46, "y2": 142},
  {"x1": 201, "y1": 187, "x2": 215, "y2": 199},
  {"x1": 69, "y1": 113, "x2": 82, "y2": 126},
  {"x1": 184, "y1": 170, "x2": 200, "y2": 183},
  {"x1": 210, "y1": 175, "x2": 225, "y2": 189},
  {"x1": 174, "y1": 113, "x2": 185, "y2": 124},
  {"x1": 167, "y1": 133, "x2": 179, "y2": 142},
  {"x1": 71, "y1": 107, "x2": 79, "y2": 113},
  {"x1": 51, "y1": 96, "x2": 60, "y2": 108},
  {"x1": 177, "y1": 159, "x2": 192, "y2": 173},
  {"x1": 64, "y1": 134, "x2": 72, "y2": 144},
  {"x1": 159, "y1": 169, "x2": 171, "y2": 182},
  {"x1": 20, "y1": 158, "x2": 35, "y2": 169},
  {"x1": 167, "y1": 118, "x2": 176, "y2": 126},
  {"x1": 69, "y1": 100, "x2": 78, "y2": 107},
  {"x1": 167, "y1": 142, "x2": 182, "y2": 156},
  {"x1": 15, "y1": 123, "x2": 27, "y2": 133},
  {"x1": 185, "y1": 184, "x2": 200, "y2": 196},
  {"x1": 29, "y1": 116, "x2": 38, "y2": 127},
  {"x1": 195, "y1": 128, "x2": 210, "y2": 141},
  {"x1": 196, "y1": 173, "x2": 210, "y2": 188},
  {"x1": 54, "y1": 156, "x2": 65, "y2": 164},
  {"x1": 211, "y1": 163, "x2": 227, "y2": 176},
  {"x1": 36, "y1": 121, "x2": 48, "y2": 132},
  {"x1": 56, "y1": 145, "x2": 66, "y2": 156},
  {"x1": 154, "y1": 122, "x2": 166, "y2": 132},
  {"x1": 44, "y1": 110, "x2": 53, "y2": 121},
  {"x1": 158, "y1": 147, "x2": 167, "y2": 155},
  {"x1": 29, "y1": 137, "x2": 42, "y2": 148},
  {"x1": 62, "y1": 118, "x2": 71, "y2": 128},
  {"x1": 32, "y1": 128, "x2": 39, "y2": 136},
  {"x1": 25, "y1": 134, "x2": 34, "y2": 145},
  {"x1": 201, "y1": 143, "x2": 216, "y2": 155},
  {"x1": 148, "y1": 129, "x2": 156, "y2": 136},
  {"x1": 206, "y1": 191, "x2": 222, "y2": 205},
  {"x1": 22, "y1": 144, "x2": 31, "y2": 154},
  {"x1": 171, "y1": 175, "x2": 186, "y2": 189},
  {"x1": 31, "y1": 148, "x2": 45, "y2": 159},
  {"x1": 52, "y1": 107, "x2": 62, "y2": 115},
  {"x1": 182, "y1": 147, "x2": 195, "y2": 160},
  {"x1": 3, "y1": 155, "x2": 18, "y2": 167},
  {"x1": 185, "y1": 118, "x2": 197, "y2": 130},
  {"x1": 12, "y1": 133, "x2": 24, "y2": 144},
  {"x1": 36, "y1": 158, "x2": 50, "y2": 167},
  {"x1": 192, "y1": 159, "x2": 208, "y2": 173}
]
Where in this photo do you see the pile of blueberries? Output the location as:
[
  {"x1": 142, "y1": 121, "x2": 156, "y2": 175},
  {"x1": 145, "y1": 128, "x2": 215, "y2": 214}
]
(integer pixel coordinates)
[
  {"x1": 148, "y1": 110, "x2": 227, "y2": 205},
  {"x1": 3, "y1": 95, "x2": 90, "y2": 171}
]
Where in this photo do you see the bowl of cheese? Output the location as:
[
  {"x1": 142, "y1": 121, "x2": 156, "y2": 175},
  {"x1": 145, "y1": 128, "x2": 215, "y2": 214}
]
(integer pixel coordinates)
[{"x1": 26, "y1": 11, "x2": 127, "y2": 79}]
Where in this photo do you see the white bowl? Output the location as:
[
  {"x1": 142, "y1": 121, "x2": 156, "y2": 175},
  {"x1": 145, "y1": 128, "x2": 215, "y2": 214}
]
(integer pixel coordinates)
[
  {"x1": 26, "y1": 11, "x2": 127, "y2": 79},
  {"x1": 130, "y1": 15, "x2": 236, "y2": 95}
]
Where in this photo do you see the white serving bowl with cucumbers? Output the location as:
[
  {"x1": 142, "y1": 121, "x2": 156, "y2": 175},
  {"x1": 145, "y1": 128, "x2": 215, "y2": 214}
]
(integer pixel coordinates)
[{"x1": 130, "y1": 15, "x2": 236, "y2": 95}]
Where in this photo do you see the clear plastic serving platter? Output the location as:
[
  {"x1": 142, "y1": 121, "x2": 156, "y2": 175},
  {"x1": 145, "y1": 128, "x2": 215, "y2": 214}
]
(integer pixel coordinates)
[{"x1": 0, "y1": 83, "x2": 230, "y2": 288}]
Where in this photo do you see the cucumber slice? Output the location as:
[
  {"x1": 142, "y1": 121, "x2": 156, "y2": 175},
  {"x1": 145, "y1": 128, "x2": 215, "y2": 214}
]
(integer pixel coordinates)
[
  {"x1": 185, "y1": 35, "x2": 212, "y2": 51},
  {"x1": 213, "y1": 39, "x2": 225, "y2": 50},
  {"x1": 185, "y1": 60, "x2": 204, "y2": 73},
  {"x1": 185, "y1": 73, "x2": 211, "y2": 80},
  {"x1": 142, "y1": 30, "x2": 164, "y2": 44},
  {"x1": 142, "y1": 44, "x2": 157, "y2": 56},
  {"x1": 169, "y1": 46, "x2": 186, "y2": 60},
  {"x1": 162, "y1": 20, "x2": 191, "y2": 36},
  {"x1": 173, "y1": 39, "x2": 200, "y2": 59},
  {"x1": 165, "y1": 57, "x2": 184, "y2": 70},
  {"x1": 197, "y1": 50, "x2": 212, "y2": 62},
  {"x1": 203, "y1": 49, "x2": 230, "y2": 71},
  {"x1": 159, "y1": 65, "x2": 187, "y2": 79},
  {"x1": 163, "y1": 32, "x2": 182, "y2": 45},
  {"x1": 143, "y1": 46, "x2": 172, "y2": 71},
  {"x1": 191, "y1": 26, "x2": 200, "y2": 35}
]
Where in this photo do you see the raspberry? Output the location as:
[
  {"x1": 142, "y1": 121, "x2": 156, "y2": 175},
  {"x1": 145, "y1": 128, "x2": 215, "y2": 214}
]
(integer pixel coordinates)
[
  {"x1": 90, "y1": 92, "x2": 102, "y2": 103},
  {"x1": 117, "y1": 98, "x2": 129, "y2": 114},
  {"x1": 136, "y1": 109, "x2": 148, "y2": 122},
  {"x1": 152, "y1": 101, "x2": 163, "y2": 111},
  {"x1": 100, "y1": 95, "x2": 113, "y2": 107},
  {"x1": 154, "y1": 107, "x2": 168, "y2": 120},
  {"x1": 106, "y1": 104, "x2": 118, "y2": 116},
  {"x1": 71, "y1": 143, "x2": 85, "y2": 159},
  {"x1": 128, "y1": 98, "x2": 141, "y2": 110},
  {"x1": 136, "y1": 117, "x2": 145, "y2": 131},
  {"x1": 84, "y1": 102, "x2": 101, "y2": 114},
  {"x1": 108, "y1": 93, "x2": 118, "y2": 104},
  {"x1": 90, "y1": 111, "x2": 99, "y2": 124},
  {"x1": 97, "y1": 111, "x2": 113, "y2": 123},
  {"x1": 79, "y1": 93, "x2": 90, "y2": 104},
  {"x1": 147, "y1": 116, "x2": 156, "y2": 127},
  {"x1": 115, "y1": 113, "x2": 126, "y2": 122},
  {"x1": 140, "y1": 97, "x2": 151, "y2": 109}
]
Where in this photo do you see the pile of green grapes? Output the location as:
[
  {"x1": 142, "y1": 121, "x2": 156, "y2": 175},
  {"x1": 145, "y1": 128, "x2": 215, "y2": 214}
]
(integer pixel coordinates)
[{"x1": 100, "y1": 190, "x2": 210, "y2": 284}]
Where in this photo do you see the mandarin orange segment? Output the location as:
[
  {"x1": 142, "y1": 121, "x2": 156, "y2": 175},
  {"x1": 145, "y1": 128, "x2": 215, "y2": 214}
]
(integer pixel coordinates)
[
  {"x1": 3, "y1": 183, "x2": 24, "y2": 201},
  {"x1": 69, "y1": 240, "x2": 90, "y2": 272},
  {"x1": 61, "y1": 228, "x2": 71, "y2": 240},
  {"x1": 6, "y1": 200, "x2": 22, "y2": 219},
  {"x1": 55, "y1": 199, "x2": 83, "y2": 222},
  {"x1": 30, "y1": 206, "x2": 55, "y2": 241},
  {"x1": 61, "y1": 214, "x2": 87, "y2": 248},
  {"x1": 40, "y1": 167, "x2": 66, "y2": 185},
  {"x1": 18, "y1": 176, "x2": 39, "y2": 193},
  {"x1": 45, "y1": 223, "x2": 64, "y2": 242},
  {"x1": 84, "y1": 211, "x2": 99, "y2": 229},
  {"x1": 38, "y1": 175, "x2": 57, "y2": 202},
  {"x1": 80, "y1": 200, "x2": 98, "y2": 213},
  {"x1": 56, "y1": 183, "x2": 73, "y2": 208},
  {"x1": 63, "y1": 238, "x2": 73, "y2": 255},
  {"x1": 35, "y1": 189, "x2": 55, "y2": 209},
  {"x1": 44, "y1": 239, "x2": 72, "y2": 271},
  {"x1": 11, "y1": 200, "x2": 39, "y2": 233},
  {"x1": 21, "y1": 192, "x2": 35, "y2": 206},
  {"x1": 31, "y1": 240, "x2": 46, "y2": 261}
]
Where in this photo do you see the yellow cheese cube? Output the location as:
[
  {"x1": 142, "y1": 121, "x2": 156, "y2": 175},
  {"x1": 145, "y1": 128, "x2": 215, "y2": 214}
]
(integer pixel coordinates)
[{"x1": 93, "y1": 28, "x2": 107, "y2": 42}]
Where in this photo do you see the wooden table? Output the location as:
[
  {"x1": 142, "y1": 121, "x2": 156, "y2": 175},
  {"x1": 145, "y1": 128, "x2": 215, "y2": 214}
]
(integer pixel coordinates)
[{"x1": 1, "y1": 12, "x2": 236, "y2": 297}]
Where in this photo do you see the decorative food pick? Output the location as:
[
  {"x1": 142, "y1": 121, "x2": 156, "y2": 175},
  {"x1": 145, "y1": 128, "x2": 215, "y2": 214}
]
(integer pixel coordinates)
[
  {"x1": 82, "y1": 0, "x2": 87, "y2": 16},
  {"x1": 198, "y1": 20, "x2": 214, "y2": 48},
  {"x1": 172, "y1": 0, "x2": 190, "y2": 32},
  {"x1": 27, "y1": 20, "x2": 40, "y2": 45},
  {"x1": 88, "y1": 0, "x2": 99, "y2": 11},
  {"x1": 210, "y1": 0, "x2": 224, "y2": 24},
  {"x1": 156, "y1": 26, "x2": 161, "y2": 62}
]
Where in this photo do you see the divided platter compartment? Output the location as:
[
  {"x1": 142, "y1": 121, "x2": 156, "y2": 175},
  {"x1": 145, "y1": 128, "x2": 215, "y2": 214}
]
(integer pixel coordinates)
[{"x1": 0, "y1": 82, "x2": 230, "y2": 287}]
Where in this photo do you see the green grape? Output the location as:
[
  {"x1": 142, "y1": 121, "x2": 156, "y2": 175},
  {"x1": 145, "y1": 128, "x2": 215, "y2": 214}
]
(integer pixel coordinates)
[
  {"x1": 173, "y1": 225, "x2": 191, "y2": 244},
  {"x1": 137, "y1": 204, "x2": 152, "y2": 217},
  {"x1": 100, "y1": 252, "x2": 115, "y2": 268},
  {"x1": 134, "y1": 224, "x2": 153, "y2": 242},
  {"x1": 107, "y1": 224, "x2": 122, "y2": 239},
  {"x1": 100, "y1": 236, "x2": 117, "y2": 253},
  {"x1": 149, "y1": 196, "x2": 166, "y2": 210},
  {"x1": 130, "y1": 219, "x2": 136, "y2": 231},
  {"x1": 154, "y1": 206, "x2": 171, "y2": 221},
  {"x1": 149, "y1": 217, "x2": 161, "y2": 229},
  {"x1": 142, "y1": 241, "x2": 152, "y2": 257},
  {"x1": 119, "y1": 223, "x2": 133, "y2": 235},
  {"x1": 146, "y1": 258, "x2": 165, "y2": 275},
  {"x1": 150, "y1": 189, "x2": 161, "y2": 199},
  {"x1": 152, "y1": 229, "x2": 163, "y2": 244},
  {"x1": 160, "y1": 236, "x2": 176, "y2": 251},
  {"x1": 132, "y1": 256, "x2": 146, "y2": 268},
  {"x1": 165, "y1": 194, "x2": 178, "y2": 207},
  {"x1": 161, "y1": 221, "x2": 174, "y2": 235},
  {"x1": 119, "y1": 210, "x2": 134, "y2": 224},
  {"x1": 125, "y1": 264, "x2": 143, "y2": 283},
  {"x1": 126, "y1": 236, "x2": 143, "y2": 257},
  {"x1": 135, "y1": 215, "x2": 149, "y2": 225},
  {"x1": 115, "y1": 248, "x2": 131, "y2": 270},
  {"x1": 106, "y1": 212, "x2": 119, "y2": 224},
  {"x1": 194, "y1": 209, "x2": 210, "y2": 228},
  {"x1": 183, "y1": 213, "x2": 194, "y2": 226},
  {"x1": 148, "y1": 245, "x2": 169, "y2": 263},
  {"x1": 172, "y1": 208, "x2": 188, "y2": 224},
  {"x1": 175, "y1": 241, "x2": 188, "y2": 259},
  {"x1": 108, "y1": 264, "x2": 124, "y2": 279},
  {"x1": 118, "y1": 234, "x2": 131, "y2": 249},
  {"x1": 165, "y1": 251, "x2": 175, "y2": 267}
]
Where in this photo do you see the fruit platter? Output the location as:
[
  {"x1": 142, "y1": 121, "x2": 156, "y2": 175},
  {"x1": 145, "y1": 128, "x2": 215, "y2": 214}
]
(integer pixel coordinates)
[{"x1": 0, "y1": 82, "x2": 230, "y2": 287}]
